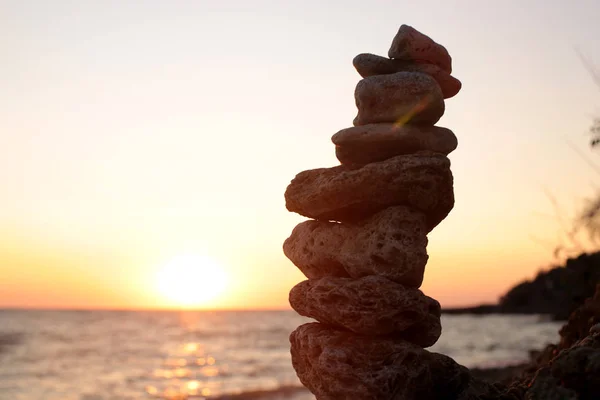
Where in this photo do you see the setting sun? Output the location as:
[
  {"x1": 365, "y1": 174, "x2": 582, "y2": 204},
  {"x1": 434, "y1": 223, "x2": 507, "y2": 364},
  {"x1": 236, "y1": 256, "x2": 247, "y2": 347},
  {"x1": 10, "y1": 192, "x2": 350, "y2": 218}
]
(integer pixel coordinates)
[{"x1": 156, "y1": 254, "x2": 228, "y2": 308}]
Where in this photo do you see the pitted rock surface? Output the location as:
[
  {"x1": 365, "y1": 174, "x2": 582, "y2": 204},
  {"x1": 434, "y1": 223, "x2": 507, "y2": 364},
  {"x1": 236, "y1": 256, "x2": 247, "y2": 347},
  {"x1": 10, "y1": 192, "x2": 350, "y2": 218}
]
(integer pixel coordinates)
[
  {"x1": 332, "y1": 123, "x2": 458, "y2": 165},
  {"x1": 289, "y1": 276, "x2": 441, "y2": 347},
  {"x1": 354, "y1": 71, "x2": 444, "y2": 126},
  {"x1": 283, "y1": 206, "x2": 428, "y2": 287},
  {"x1": 559, "y1": 283, "x2": 600, "y2": 349},
  {"x1": 456, "y1": 379, "x2": 524, "y2": 400},
  {"x1": 388, "y1": 24, "x2": 452, "y2": 73},
  {"x1": 284, "y1": 152, "x2": 454, "y2": 231},
  {"x1": 525, "y1": 368, "x2": 579, "y2": 400},
  {"x1": 353, "y1": 53, "x2": 461, "y2": 98},
  {"x1": 290, "y1": 323, "x2": 470, "y2": 400},
  {"x1": 548, "y1": 332, "x2": 600, "y2": 399}
]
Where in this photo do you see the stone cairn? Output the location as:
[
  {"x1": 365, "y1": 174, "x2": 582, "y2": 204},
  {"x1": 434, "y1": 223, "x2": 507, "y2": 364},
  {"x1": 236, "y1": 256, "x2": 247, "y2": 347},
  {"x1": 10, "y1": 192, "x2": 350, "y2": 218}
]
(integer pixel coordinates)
[{"x1": 282, "y1": 25, "x2": 476, "y2": 400}]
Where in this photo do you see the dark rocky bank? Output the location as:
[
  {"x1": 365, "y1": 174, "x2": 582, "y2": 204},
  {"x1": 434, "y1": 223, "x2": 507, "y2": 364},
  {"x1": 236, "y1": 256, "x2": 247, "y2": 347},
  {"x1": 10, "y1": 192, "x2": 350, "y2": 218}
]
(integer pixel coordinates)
[
  {"x1": 443, "y1": 252, "x2": 600, "y2": 320},
  {"x1": 469, "y1": 284, "x2": 600, "y2": 399}
]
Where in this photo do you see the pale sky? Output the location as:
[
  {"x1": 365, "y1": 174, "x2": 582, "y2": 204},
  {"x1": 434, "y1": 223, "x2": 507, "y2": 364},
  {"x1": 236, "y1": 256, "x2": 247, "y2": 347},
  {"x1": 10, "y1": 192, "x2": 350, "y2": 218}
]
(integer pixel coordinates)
[{"x1": 1, "y1": 0, "x2": 600, "y2": 309}]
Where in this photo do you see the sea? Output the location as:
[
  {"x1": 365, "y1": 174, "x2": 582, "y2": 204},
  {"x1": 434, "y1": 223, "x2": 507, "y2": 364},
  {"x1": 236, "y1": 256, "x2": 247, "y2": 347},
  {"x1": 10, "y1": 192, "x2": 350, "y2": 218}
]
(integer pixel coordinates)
[{"x1": 0, "y1": 310, "x2": 563, "y2": 400}]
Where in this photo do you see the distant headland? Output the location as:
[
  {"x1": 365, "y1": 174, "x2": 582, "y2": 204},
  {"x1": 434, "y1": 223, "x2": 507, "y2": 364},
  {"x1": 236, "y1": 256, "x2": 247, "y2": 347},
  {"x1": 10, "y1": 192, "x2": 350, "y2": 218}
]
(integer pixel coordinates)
[{"x1": 443, "y1": 252, "x2": 600, "y2": 320}]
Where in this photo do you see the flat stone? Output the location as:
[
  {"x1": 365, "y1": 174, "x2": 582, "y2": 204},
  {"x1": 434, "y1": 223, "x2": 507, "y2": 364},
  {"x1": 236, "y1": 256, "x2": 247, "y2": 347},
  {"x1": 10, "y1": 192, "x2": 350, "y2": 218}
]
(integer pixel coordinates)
[
  {"x1": 354, "y1": 72, "x2": 444, "y2": 126},
  {"x1": 283, "y1": 206, "x2": 429, "y2": 287},
  {"x1": 284, "y1": 152, "x2": 454, "y2": 232},
  {"x1": 332, "y1": 123, "x2": 458, "y2": 165},
  {"x1": 290, "y1": 323, "x2": 470, "y2": 400},
  {"x1": 353, "y1": 53, "x2": 461, "y2": 98},
  {"x1": 289, "y1": 276, "x2": 441, "y2": 347},
  {"x1": 388, "y1": 25, "x2": 452, "y2": 73}
]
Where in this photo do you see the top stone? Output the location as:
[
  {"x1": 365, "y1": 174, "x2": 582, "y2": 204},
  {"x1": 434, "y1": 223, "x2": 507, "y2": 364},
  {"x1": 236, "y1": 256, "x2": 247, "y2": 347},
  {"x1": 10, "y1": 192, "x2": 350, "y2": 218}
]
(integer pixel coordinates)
[{"x1": 388, "y1": 25, "x2": 452, "y2": 74}]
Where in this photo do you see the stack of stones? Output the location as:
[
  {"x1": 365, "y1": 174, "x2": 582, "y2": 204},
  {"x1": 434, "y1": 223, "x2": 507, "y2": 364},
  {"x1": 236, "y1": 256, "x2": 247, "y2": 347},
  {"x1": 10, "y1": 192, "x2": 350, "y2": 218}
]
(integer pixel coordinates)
[{"x1": 283, "y1": 25, "x2": 471, "y2": 399}]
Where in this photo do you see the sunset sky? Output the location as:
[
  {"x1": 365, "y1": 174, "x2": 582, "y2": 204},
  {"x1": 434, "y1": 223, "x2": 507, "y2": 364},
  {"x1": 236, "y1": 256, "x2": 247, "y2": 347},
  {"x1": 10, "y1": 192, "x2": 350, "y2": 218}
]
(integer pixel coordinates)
[{"x1": 1, "y1": 0, "x2": 600, "y2": 310}]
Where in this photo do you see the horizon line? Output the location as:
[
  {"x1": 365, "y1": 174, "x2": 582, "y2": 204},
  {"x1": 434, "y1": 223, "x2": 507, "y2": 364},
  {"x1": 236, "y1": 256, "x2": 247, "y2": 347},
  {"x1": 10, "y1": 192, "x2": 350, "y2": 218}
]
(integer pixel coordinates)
[{"x1": 0, "y1": 306, "x2": 294, "y2": 313}]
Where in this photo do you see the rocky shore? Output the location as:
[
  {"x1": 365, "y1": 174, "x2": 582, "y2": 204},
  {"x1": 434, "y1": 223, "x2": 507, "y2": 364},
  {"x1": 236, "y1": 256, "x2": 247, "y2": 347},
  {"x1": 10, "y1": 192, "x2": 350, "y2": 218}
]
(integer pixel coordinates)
[{"x1": 480, "y1": 284, "x2": 600, "y2": 399}]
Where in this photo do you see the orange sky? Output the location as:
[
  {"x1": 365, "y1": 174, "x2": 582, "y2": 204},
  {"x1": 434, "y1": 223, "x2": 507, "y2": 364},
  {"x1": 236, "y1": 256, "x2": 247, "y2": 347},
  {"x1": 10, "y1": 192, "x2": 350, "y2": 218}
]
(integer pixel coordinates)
[{"x1": 1, "y1": 1, "x2": 600, "y2": 310}]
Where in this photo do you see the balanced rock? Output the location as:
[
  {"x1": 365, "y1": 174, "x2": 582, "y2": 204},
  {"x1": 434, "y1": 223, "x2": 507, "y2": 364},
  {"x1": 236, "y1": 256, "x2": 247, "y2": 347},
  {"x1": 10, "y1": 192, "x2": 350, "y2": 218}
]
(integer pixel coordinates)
[
  {"x1": 353, "y1": 53, "x2": 461, "y2": 98},
  {"x1": 332, "y1": 123, "x2": 458, "y2": 165},
  {"x1": 354, "y1": 72, "x2": 444, "y2": 126},
  {"x1": 289, "y1": 276, "x2": 442, "y2": 347},
  {"x1": 283, "y1": 206, "x2": 428, "y2": 287},
  {"x1": 388, "y1": 24, "x2": 452, "y2": 73},
  {"x1": 284, "y1": 152, "x2": 454, "y2": 231},
  {"x1": 290, "y1": 323, "x2": 470, "y2": 400}
]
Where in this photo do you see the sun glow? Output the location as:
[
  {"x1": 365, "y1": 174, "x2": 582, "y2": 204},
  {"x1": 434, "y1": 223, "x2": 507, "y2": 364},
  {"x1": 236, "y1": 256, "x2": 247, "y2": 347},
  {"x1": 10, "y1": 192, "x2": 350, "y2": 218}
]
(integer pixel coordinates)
[{"x1": 156, "y1": 254, "x2": 228, "y2": 308}]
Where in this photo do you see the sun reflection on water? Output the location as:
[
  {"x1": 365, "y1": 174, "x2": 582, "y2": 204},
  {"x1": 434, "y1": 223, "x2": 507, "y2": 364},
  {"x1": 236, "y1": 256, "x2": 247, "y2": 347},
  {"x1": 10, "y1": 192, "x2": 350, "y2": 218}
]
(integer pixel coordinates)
[{"x1": 149, "y1": 339, "x2": 226, "y2": 399}]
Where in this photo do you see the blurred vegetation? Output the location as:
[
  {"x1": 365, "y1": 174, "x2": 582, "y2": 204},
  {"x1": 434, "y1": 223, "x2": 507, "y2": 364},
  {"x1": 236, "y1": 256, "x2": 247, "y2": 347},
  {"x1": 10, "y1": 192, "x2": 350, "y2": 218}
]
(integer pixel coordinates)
[
  {"x1": 553, "y1": 111, "x2": 600, "y2": 260},
  {"x1": 574, "y1": 117, "x2": 600, "y2": 249},
  {"x1": 576, "y1": 52, "x2": 600, "y2": 249},
  {"x1": 545, "y1": 99, "x2": 600, "y2": 261}
]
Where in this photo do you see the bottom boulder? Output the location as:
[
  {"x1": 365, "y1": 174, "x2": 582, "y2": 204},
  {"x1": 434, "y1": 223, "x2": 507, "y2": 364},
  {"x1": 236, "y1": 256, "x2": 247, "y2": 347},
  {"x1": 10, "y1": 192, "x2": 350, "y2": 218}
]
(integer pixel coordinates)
[{"x1": 290, "y1": 322, "x2": 470, "y2": 400}]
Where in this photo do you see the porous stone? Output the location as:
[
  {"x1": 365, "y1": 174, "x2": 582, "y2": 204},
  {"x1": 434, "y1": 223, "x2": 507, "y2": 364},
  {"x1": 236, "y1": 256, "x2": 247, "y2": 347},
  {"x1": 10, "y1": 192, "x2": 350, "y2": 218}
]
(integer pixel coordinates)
[
  {"x1": 353, "y1": 53, "x2": 461, "y2": 98},
  {"x1": 290, "y1": 323, "x2": 470, "y2": 400},
  {"x1": 332, "y1": 123, "x2": 458, "y2": 165},
  {"x1": 354, "y1": 72, "x2": 445, "y2": 126},
  {"x1": 559, "y1": 283, "x2": 600, "y2": 349},
  {"x1": 283, "y1": 206, "x2": 428, "y2": 287},
  {"x1": 525, "y1": 368, "x2": 579, "y2": 400},
  {"x1": 456, "y1": 378, "x2": 524, "y2": 400},
  {"x1": 284, "y1": 152, "x2": 454, "y2": 231},
  {"x1": 549, "y1": 331, "x2": 600, "y2": 399},
  {"x1": 388, "y1": 24, "x2": 452, "y2": 73},
  {"x1": 289, "y1": 276, "x2": 441, "y2": 347}
]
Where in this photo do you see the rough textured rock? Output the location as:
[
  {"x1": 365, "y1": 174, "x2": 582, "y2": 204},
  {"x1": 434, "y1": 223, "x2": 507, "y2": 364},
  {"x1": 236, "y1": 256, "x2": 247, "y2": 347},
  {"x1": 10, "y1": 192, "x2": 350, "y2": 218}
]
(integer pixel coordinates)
[
  {"x1": 551, "y1": 334, "x2": 600, "y2": 399},
  {"x1": 353, "y1": 71, "x2": 445, "y2": 126},
  {"x1": 332, "y1": 123, "x2": 458, "y2": 165},
  {"x1": 559, "y1": 283, "x2": 600, "y2": 349},
  {"x1": 522, "y1": 331, "x2": 600, "y2": 400},
  {"x1": 289, "y1": 276, "x2": 441, "y2": 347},
  {"x1": 456, "y1": 378, "x2": 524, "y2": 400},
  {"x1": 290, "y1": 323, "x2": 470, "y2": 400},
  {"x1": 451, "y1": 288, "x2": 600, "y2": 399},
  {"x1": 283, "y1": 206, "x2": 429, "y2": 287},
  {"x1": 525, "y1": 368, "x2": 579, "y2": 400},
  {"x1": 353, "y1": 53, "x2": 461, "y2": 98},
  {"x1": 504, "y1": 285, "x2": 600, "y2": 393},
  {"x1": 388, "y1": 24, "x2": 452, "y2": 73},
  {"x1": 285, "y1": 152, "x2": 454, "y2": 231}
]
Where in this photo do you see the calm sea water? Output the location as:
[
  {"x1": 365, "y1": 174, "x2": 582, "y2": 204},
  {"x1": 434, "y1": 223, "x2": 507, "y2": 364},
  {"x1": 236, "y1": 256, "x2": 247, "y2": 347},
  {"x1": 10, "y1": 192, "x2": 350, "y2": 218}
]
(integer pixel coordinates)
[{"x1": 0, "y1": 310, "x2": 563, "y2": 400}]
